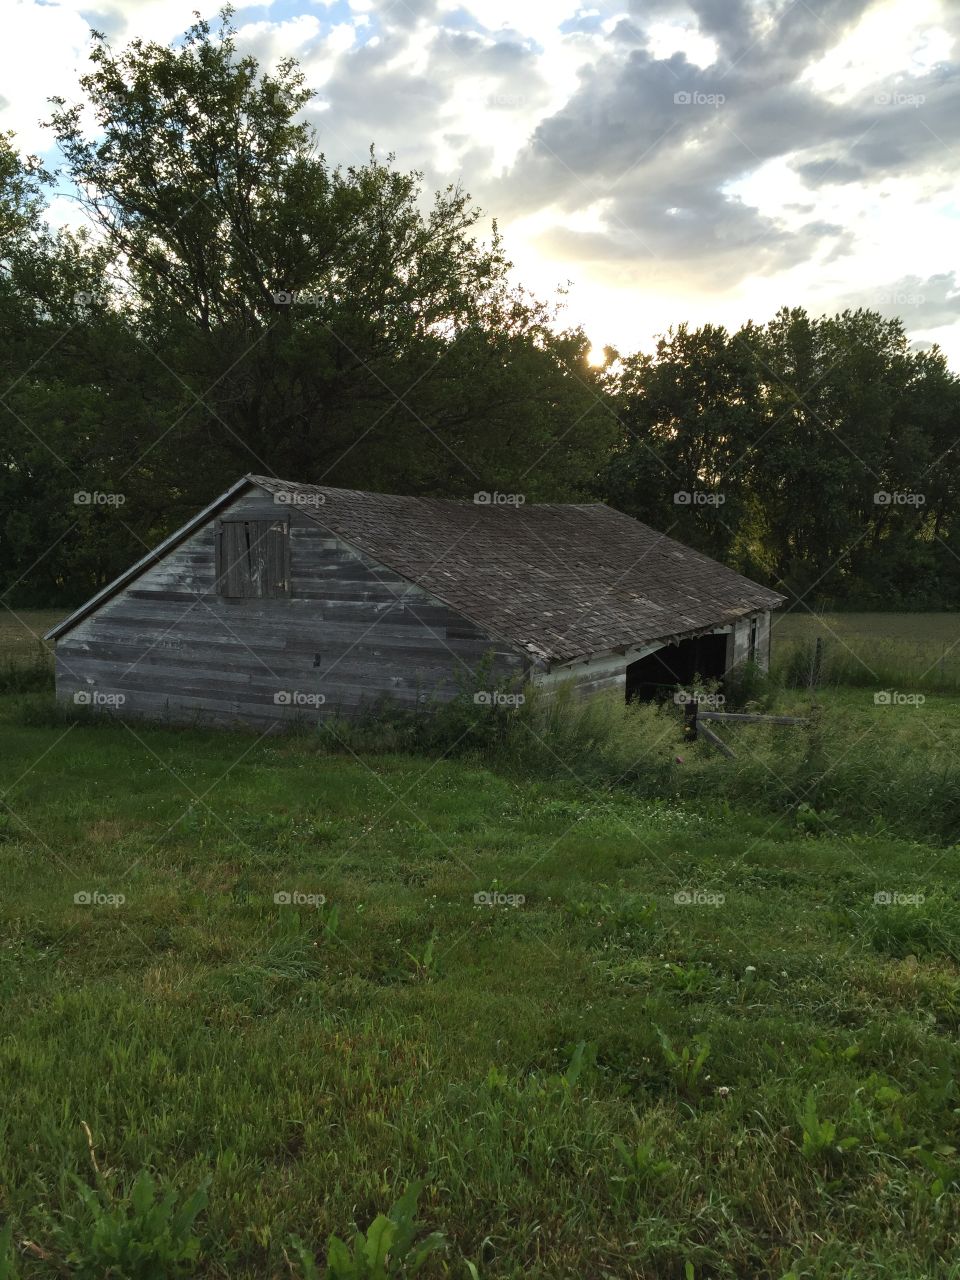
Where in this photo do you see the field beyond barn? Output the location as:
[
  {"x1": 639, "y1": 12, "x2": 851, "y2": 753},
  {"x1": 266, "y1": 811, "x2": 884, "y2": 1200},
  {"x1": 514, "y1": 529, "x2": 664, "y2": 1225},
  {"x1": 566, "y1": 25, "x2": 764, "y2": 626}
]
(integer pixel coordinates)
[{"x1": 2, "y1": 612, "x2": 960, "y2": 1278}]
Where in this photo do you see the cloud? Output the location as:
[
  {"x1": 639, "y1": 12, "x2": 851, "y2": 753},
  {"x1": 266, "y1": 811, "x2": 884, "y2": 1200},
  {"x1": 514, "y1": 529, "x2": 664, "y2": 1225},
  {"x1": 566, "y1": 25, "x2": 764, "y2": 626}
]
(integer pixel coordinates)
[
  {"x1": 845, "y1": 272, "x2": 960, "y2": 328},
  {"x1": 2, "y1": 0, "x2": 959, "y2": 363},
  {"x1": 486, "y1": 0, "x2": 958, "y2": 298}
]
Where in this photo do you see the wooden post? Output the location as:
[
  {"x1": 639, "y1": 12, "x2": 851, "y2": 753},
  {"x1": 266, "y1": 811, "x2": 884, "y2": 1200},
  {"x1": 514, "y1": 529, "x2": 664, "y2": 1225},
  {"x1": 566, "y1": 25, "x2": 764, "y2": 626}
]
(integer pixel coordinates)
[
  {"x1": 697, "y1": 721, "x2": 737, "y2": 759},
  {"x1": 697, "y1": 711, "x2": 807, "y2": 725},
  {"x1": 683, "y1": 696, "x2": 699, "y2": 740},
  {"x1": 810, "y1": 636, "x2": 823, "y2": 691}
]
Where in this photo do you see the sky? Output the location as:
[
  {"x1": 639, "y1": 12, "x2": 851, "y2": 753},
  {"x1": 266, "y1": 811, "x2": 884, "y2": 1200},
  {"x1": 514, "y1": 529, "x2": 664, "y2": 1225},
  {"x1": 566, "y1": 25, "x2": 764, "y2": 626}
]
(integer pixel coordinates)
[{"x1": 4, "y1": 0, "x2": 960, "y2": 365}]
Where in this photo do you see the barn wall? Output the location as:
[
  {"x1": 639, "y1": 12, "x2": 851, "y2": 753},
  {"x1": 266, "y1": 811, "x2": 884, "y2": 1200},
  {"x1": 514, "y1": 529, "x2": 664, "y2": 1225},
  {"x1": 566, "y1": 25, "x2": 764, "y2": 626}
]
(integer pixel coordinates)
[
  {"x1": 727, "y1": 619, "x2": 749, "y2": 670},
  {"x1": 756, "y1": 612, "x2": 772, "y2": 671},
  {"x1": 54, "y1": 487, "x2": 523, "y2": 729},
  {"x1": 725, "y1": 611, "x2": 772, "y2": 673},
  {"x1": 534, "y1": 643, "x2": 666, "y2": 700}
]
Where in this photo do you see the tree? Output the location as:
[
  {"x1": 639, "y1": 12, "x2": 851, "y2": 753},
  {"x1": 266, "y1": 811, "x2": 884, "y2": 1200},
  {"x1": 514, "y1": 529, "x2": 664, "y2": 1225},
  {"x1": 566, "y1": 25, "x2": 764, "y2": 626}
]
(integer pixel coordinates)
[
  {"x1": 48, "y1": 10, "x2": 613, "y2": 509},
  {"x1": 604, "y1": 308, "x2": 960, "y2": 608},
  {"x1": 604, "y1": 323, "x2": 765, "y2": 566}
]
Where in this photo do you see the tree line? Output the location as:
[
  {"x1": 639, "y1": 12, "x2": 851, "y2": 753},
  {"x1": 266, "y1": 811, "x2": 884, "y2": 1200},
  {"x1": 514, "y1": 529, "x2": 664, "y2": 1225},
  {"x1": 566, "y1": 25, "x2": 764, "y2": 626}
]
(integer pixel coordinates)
[{"x1": 2, "y1": 11, "x2": 959, "y2": 611}]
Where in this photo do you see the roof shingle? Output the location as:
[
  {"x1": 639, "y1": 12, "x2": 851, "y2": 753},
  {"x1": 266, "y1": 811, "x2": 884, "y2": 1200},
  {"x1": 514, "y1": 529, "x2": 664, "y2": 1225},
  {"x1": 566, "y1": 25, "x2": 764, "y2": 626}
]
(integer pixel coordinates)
[{"x1": 251, "y1": 476, "x2": 784, "y2": 664}]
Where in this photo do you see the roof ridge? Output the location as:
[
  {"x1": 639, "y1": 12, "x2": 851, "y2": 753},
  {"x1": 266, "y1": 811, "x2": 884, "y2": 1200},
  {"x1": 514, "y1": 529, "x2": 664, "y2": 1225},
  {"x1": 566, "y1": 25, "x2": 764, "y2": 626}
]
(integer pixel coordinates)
[{"x1": 249, "y1": 475, "x2": 619, "y2": 511}]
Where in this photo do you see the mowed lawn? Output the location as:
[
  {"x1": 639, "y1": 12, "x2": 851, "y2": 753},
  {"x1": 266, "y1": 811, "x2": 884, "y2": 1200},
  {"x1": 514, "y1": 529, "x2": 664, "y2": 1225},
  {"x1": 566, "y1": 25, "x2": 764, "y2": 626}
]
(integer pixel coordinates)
[{"x1": 3, "y1": 684, "x2": 960, "y2": 1278}]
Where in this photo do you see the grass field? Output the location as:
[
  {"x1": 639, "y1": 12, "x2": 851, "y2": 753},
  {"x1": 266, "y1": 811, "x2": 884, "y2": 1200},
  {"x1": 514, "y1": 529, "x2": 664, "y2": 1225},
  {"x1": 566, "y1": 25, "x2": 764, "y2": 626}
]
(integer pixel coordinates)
[
  {"x1": 3, "y1": 610, "x2": 960, "y2": 1278},
  {"x1": 0, "y1": 610, "x2": 61, "y2": 659},
  {"x1": 772, "y1": 611, "x2": 960, "y2": 692}
]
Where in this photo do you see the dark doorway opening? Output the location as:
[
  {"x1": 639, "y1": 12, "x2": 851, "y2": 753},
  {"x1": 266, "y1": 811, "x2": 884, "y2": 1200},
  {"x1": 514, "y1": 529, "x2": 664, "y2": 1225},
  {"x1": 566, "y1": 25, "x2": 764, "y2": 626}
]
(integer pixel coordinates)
[{"x1": 626, "y1": 633, "x2": 729, "y2": 702}]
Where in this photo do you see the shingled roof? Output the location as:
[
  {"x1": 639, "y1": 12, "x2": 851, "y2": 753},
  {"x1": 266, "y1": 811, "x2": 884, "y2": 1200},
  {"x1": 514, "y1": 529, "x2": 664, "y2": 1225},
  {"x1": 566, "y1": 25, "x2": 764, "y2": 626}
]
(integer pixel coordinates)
[
  {"x1": 46, "y1": 475, "x2": 783, "y2": 658},
  {"x1": 250, "y1": 476, "x2": 784, "y2": 665}
]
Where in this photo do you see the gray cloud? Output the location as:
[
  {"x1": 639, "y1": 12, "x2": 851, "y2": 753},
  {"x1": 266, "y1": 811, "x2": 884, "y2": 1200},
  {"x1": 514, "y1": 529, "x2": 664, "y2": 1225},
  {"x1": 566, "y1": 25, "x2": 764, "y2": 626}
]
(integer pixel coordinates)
[
  {"x1": 229, "y1": 0, "x2": 960, "y2": 313},
  {"x1": 844, "y1": 273, "x2": 960, "y2": 330},
  {"x1": 485, "y1": 0, "x2": 958, "y2": 289},
  {"x1": 298, "y1": 22, "x2": 550, "y2": 170}
]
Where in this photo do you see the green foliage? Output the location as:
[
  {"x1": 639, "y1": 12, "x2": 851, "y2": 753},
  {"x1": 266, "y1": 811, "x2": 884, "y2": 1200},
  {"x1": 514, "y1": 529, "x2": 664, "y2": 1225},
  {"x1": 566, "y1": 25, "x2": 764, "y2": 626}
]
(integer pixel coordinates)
[
  {"x1": 798, "y1": 1092, "x2": 858, "y2": 1162},
  {"x1": 0, "y1": 1223, "x2": 17, "y2": 1280},
  {"x1": 656, "y1": 1029, "x2": 711, "y2": 1096},
  {"x1": 0, "y1": 648, "x2": 52, "y2": 693},
  {"x1": 913, "y1": 1148, "x2": 960, "y2": 1198},
  {"x1": 403, "y1": 930, "x2": 441, "y2": 982},
  {"x1": 318, "y1": 664, "x2": 683, "y2": 791},
  {"x1": 484, "y1": 1041, "x2": 597, "y2": 1101},
  {"x1": 291, "y1": 1183, "x2": 445, "y2": 1279},
  {"x1": 604, "y1": 309, "x2": 960, "y2": 608},
  {"x1": 722, "y1": 659, "x2": 777, "y2": 712},
  {"x1": 560, "y1": 1039, "x2": 596, "y2": 1090},
  {"x1": 862, "y1": 897, "x2": 960, "y2": 962},
  {"x1": 611, "y1": 1138, "x2": 674, "y2": 1189},
  {"x1": 51, "y1": 1168, "x2": 209, "y2": 1279}
]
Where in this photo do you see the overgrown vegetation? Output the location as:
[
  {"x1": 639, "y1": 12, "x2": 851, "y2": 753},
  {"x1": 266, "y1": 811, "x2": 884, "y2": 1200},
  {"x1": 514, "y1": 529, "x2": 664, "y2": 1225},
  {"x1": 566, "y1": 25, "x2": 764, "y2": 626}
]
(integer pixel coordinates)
[
  {"x1": 0, "y1": 647, "x2": 53, "y2": 695},
  {"x1": 9, "y1": 622, "x2": 960, "y2": 842},
  {"x1": 773, "y1": 611, "x2": 960, "y2": 693}
]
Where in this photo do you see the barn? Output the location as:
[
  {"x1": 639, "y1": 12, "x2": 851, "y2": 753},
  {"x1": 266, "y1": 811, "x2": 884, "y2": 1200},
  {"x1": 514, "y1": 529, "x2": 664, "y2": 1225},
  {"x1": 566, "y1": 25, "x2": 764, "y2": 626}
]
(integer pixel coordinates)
[{"x1": 45, "y1": 476, "x2": 784, "y2": 728}]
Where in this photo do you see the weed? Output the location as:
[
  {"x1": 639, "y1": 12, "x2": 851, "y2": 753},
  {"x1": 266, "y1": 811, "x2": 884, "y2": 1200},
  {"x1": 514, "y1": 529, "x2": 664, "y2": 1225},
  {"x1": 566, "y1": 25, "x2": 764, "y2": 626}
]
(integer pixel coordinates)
[
  {"x1": 656, "y1": 1029, "x2": 711, "y2": 1096},
  {"x1": 663, "y1": 963, "x2": 714, "y2": 996},
  {"x1": 913, "y1": 1148, "x2": 960, "y2": 1198},
  {"x1": 611, "y1": 1138, "x2": 674, "y2": 1189},
  {"x1": 50, "y1": 1163, "x2": 209, "y2": 1278},
  {"x1": 723, "y1": 659, "x2": 777, "y2": 711},
  {"x1": 290, "y1": 1183, "x2": 445, "y2": 1279},
  {"x1": 798, "y1": 1091, "x2": 858, "y2": 1162},
  {"x1": 403, "y1": 930, "x2": 440, "y2": 982},
  {"x1": 0, "y1": 1224, "x2": 16, "y2": 1280},
  {"x1": 0, "y1": 647, "x2": 53, "y2": 694}
]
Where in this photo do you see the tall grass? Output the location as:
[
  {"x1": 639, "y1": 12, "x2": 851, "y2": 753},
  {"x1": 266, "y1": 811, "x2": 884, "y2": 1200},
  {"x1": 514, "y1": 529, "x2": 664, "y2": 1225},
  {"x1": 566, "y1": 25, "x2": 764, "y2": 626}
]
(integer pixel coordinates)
[
  {"x1": 313, "y1": 673, "x2": 960, "y2": 842},
  {"x1": 12, "y1": 631, "x2": 960, "y2": 841},
  {"x1": 0, "y1": 645, "x2": 53, "y2": 694},
  {"x1": 773, "y1": 630, "x2": 960, "y2": 694},
  {"x1": 316, "y1": 677, "x2": 680, "y2": 789}
]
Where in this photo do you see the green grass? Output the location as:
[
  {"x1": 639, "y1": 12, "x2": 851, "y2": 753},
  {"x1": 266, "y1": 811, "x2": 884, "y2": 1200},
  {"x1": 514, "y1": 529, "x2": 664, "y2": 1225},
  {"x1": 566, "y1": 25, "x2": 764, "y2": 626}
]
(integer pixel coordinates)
[
  {"x1": 3, "y1": 610, "x2": 960, "y2": 1276},
  {"x1": 0, "y1": 610, "x2": 62, "y2": 661},
  {"x1": 772, "y1": 611, "x2": 960, "y2": 693},
  {"x1": 3, "y1": 686, "x2": 960, "y2": 1278},
  {"x1": 0, "y1": 609, "x2": 59, "y2": 693}
]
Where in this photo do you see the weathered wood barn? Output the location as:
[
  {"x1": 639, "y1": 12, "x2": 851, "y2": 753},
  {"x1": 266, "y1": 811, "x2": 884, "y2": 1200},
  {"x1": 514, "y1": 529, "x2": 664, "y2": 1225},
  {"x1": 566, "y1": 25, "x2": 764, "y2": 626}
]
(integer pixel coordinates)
[{"x1": 46, "y1": 476, "x2": 784, "y2": 728}]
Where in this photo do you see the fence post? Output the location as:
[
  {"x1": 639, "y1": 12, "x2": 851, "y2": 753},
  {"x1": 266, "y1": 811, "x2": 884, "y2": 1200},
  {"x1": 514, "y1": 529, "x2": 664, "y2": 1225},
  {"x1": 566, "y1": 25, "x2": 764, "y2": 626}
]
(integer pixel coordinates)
[
  {"x1": 683, "y1": 696, "x2": 699, "y2": 740},
  {"x1": 810, "y1": 636, "x2": 823, "y2": 691}
]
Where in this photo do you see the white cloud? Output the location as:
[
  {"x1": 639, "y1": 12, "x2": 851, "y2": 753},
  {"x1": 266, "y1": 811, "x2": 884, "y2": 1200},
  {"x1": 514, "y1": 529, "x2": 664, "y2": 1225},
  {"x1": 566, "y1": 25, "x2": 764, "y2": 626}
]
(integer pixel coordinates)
[
  {"x1": 646, "y1": 19, "x2": 719, "y2": 68},
  {"x1": 0, "y1": 0, "x2": 91, "y2": 151},
  {"x1": 802, "y1": 0, "x2": 955, "y2": 101},
  {"x1": 2, "y1": 0, "x2": 959, "y2": 364}
]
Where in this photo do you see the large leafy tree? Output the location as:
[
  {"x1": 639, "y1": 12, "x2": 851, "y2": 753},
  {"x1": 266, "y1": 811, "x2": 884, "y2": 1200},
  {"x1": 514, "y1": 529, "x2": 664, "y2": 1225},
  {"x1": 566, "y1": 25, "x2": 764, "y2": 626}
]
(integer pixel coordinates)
[
  {"x1": 604, "y1": 323, "x2": 765, "y2": 567},
  {"x1": 0, "y1": 133, "x2": 168, "y2": 605},
  {"x1": 605, "y1": 308, "x2": 960, "y2": 607},
  {"x1": 48, "y1": 10, "x2": 612, "y2": 509}
]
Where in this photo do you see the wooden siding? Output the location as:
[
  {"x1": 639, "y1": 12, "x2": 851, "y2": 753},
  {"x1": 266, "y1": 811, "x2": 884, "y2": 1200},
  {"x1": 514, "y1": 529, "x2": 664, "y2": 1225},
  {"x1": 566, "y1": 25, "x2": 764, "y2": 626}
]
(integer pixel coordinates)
[
  {"x1": 534, "y1": 643, "x2": 665, "y2": 700},
  {"x1": 727, "y1": 614, "x2": 773, "y2": 675},
  {"x1": 54, "y1": 488, "x2": 523, "y2": 729},
  {"x1": 216, "y1": 518, "x2": 289, "y2": 598},
  {"x1": 725, "y1": 612, "x2": 771, "y2": 672}
]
